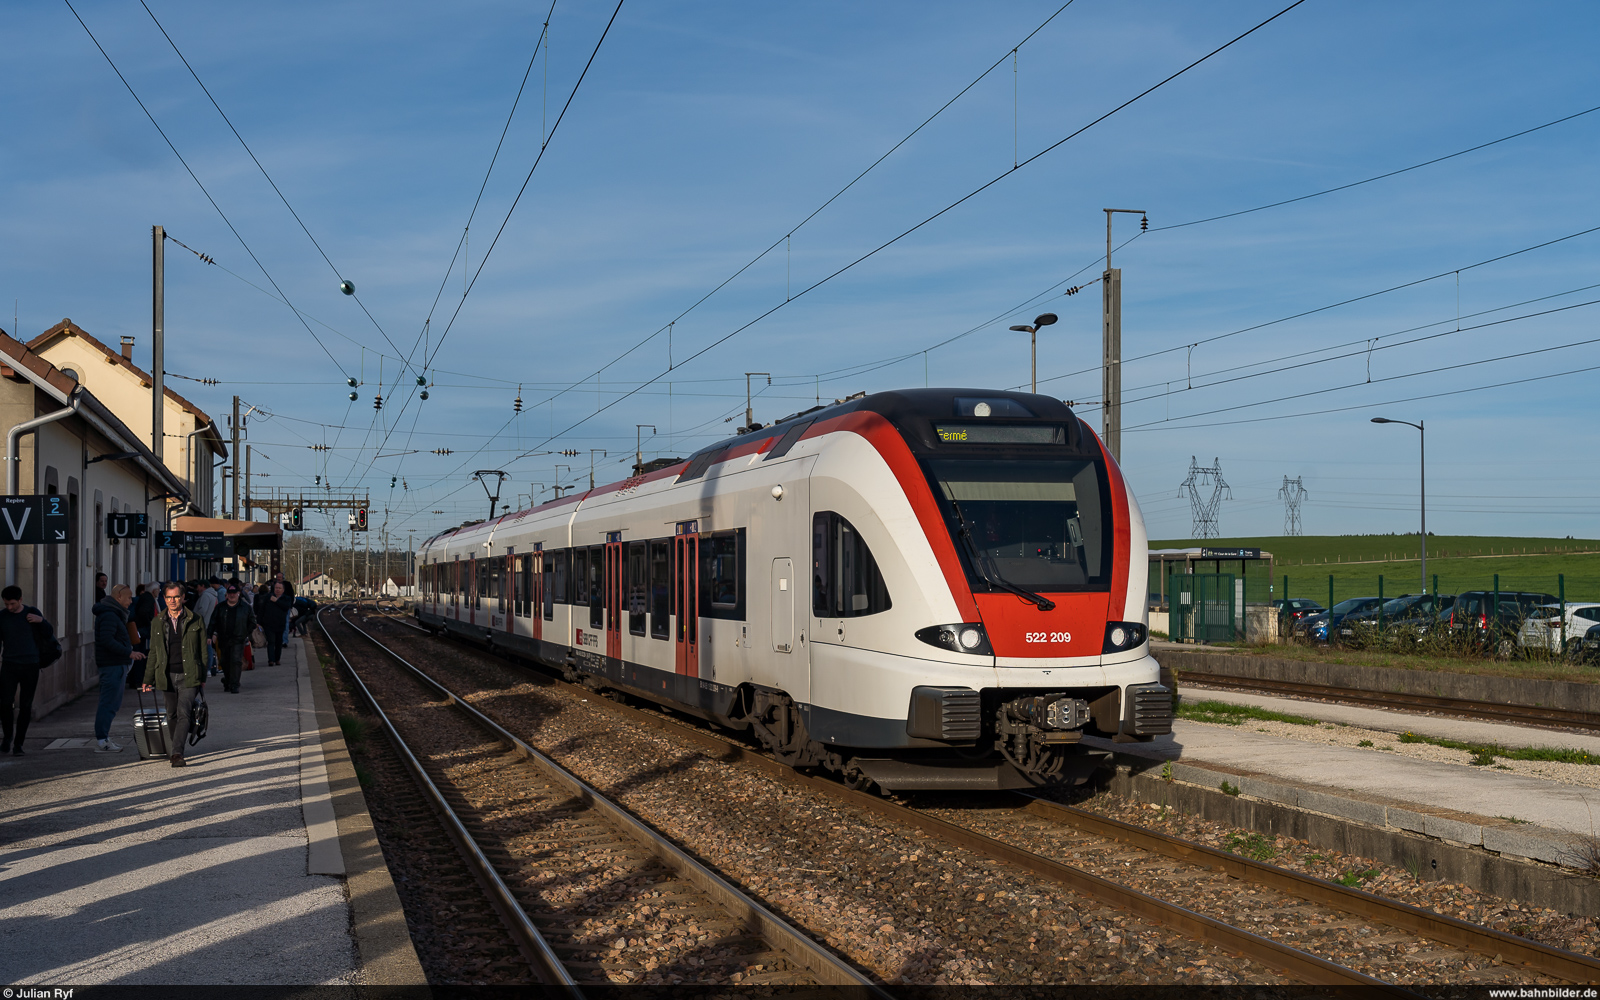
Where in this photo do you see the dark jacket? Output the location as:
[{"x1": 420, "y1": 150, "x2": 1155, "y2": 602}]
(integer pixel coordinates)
[
  {"x1": 209, "y1": 599, "x2": 257, "y2": 647},
  {"x1": 256, "y1": 591, "x2": 293, "y2": 631},
  {"x1": 0, "y1": 605, "x2": 46, "y2": 666},
  {"x1": 144, "y1": 608, "x2": 207, "y2": 691},
  {"x1": 92, "y1": 597, "x2": 134, "y2": 667},
  {"x1": 132, "y1": 591, "x2": 156, "y2": 629}
]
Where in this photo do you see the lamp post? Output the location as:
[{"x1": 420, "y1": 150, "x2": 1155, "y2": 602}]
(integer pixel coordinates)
[
  {"x1": 1007, "y1": 313, "x2": 1058, "y2": 394},
  {"x1": 1371, "y1": 417, "x2": 1426, "y2": 593}
]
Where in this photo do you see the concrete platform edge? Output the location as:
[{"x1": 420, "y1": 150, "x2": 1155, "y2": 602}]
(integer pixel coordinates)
[
  {"x1": 302, "y1": 633, "x2": 429, "y2": 986},
  {"x1": 1095, "y1": 751, "x2": 1600, "y2": 919}
]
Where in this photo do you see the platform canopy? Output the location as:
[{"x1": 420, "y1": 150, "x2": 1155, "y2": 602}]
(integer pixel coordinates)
[{"x1": 173, "y1": 516, "x2": 282, "y2": 552}]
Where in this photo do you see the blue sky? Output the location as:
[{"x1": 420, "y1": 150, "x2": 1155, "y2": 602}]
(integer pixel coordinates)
[{"x1": 6, "y1": 0, "x2": 1600, "y2": 546}]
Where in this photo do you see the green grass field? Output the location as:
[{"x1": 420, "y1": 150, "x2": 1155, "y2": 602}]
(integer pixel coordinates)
[{"x1": 1150, "y1": 535, "x2": 1600, "y2": 604}]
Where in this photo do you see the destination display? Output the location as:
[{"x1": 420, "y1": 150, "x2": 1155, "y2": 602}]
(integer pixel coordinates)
[
  {"x1": 933, "y1": 423, "x2": 1065, "y2": 445},
  {"x1": 1201, "y1": 547, "x2": 1262, "y2": 559},
  {"x1": 181, "y1": 531, "x2": 226, "y2": 558},
  {"x1": 106, "y1": 511, "x2": 149, "y2": 539}
]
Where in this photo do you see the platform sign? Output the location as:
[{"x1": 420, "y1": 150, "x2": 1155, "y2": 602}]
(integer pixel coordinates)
[
  {"x1": 1200, "y1": 547, "x2": 1261, "y2": 560},
  {"x1": 106, "y1": 511, "x2": 149, "y2": 539},
  {"x1": 155, "y1": 529, "x2": 183, "y2": 549},
  {"x1": 181, "y1": 531, "x2": 226, "y2": 558},
  {"x1": 0, "y1": 495, "x2": 71, "y2": 544}
]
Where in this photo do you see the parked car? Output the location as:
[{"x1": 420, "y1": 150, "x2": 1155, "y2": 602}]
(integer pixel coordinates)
[
  {"x1": 1438, "y1": 591, "x2": 1559, "y2": 654},
  {"x1": 1272, "y1": 598, "x2": 1324, "y2": 626},
  {"x1": 1572, "y1": 622, "x2": 1600, "y2": 664},
  {"x1": 1338, "y1": 593, "x2": 1455, "y2": 645},
  {"x1": 1518, "y1": 603, "x2": 1600, "y2": 653},
  {"x1": 1323, "y1": 596, "x2": 1384, "y2": 644}
]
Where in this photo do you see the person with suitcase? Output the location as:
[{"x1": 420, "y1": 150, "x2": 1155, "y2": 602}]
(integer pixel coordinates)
[
  {"x1": 92, "y1": 584, "x2": 145, "y2": 751},
  {"x1": 0, "y1": 585, "x2": 59, "y2": 756},
  {"x1": 208, "y1": 582, "x2": 256, "y2": 694},
  {"x1": 141, "y1": 581, "x2": 207, "y2": 768}
]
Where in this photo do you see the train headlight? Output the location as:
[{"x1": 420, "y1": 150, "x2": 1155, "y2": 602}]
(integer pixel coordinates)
[
  {"x1": 1102, "y1": 621, "x2": 1148, "y2": 653},
  {"x1": 915, "y1": 623, "x2": 993, "y2": 656}
]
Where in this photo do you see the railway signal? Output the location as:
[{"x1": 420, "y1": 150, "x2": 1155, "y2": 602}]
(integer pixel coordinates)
[
  {"x1": 287, "y1": 507, "x2": 304, "y2": 531},
  {"x1": 351, "y1": 507, "x2": 368, "y2": 531}
]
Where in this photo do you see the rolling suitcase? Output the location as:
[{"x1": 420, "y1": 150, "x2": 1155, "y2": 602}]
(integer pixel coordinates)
[{"x1": 132, "y1": 687, "x2": 173, "y2": 760}]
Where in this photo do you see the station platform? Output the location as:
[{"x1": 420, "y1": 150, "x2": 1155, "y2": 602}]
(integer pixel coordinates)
[
  {"x1": 1090, "y1": 683, "x2": 1600, "y2": 868},
  {"x1": 0, "y1": 625, "x2": 424, "y2": 985}
]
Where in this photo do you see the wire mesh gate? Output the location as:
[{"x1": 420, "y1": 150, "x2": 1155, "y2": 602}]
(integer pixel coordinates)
[{"x1": 1171, "y1": 573, "x2": 1237, "y2": 643}]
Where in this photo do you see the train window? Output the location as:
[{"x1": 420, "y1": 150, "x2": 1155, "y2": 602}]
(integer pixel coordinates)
[
  {"x1": 552, "y1": 549, "x2": 570, "y2": 606},
  {"x1": 763, "y1": 420, "x2": 814, "y2": 461},
  {"x1": 588, "y1": 545, "x2": 604, "y2": 629},
  {"x1": 929, "y1": 458, "x2": 1109, "y2": 591},
  {"x1": 520, "y1": 555, "x2": 533, "y2": 618},
  {"x1": 572, "y1": 548, "x2": 588, "y2": 610},
  {"x1": 496, "y1": 556, "x2": 507, "y2": 613},
  {"x1": 812, "y1": 512, "x2": 892, "y2": 618},
  {"x1": 649, "y1": 539, "x2": 670, "y2": 639},
  {"x1": 628, "y1": 541, "x2": 648, "y2": 636},
  {"x1": 677, "y1": 447, "x2": 724, "y2": 482},
  {"x1": 543, "y1": 552, "x2": 556, "y2": 620},
  {"x1": 699, "y1": 529, "x2": 745, "y2": 620}
]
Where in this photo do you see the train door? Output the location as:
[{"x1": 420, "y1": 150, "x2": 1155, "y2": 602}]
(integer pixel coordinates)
[
  {"x1": 505, "y1": 552, "x2": 517, "y2": 636},
  {"x1": 674, "y1": 521, "x2": 699, "y2": 677},
  {"x1": 771, "y1": 557, "x2": 794, "y2": 653},
  {"x1": 604, "y1": 532, "x2": 622, "y2": 660},
  {"x1": 468, "y1": 556, "x2": 476, "y2": 626}
]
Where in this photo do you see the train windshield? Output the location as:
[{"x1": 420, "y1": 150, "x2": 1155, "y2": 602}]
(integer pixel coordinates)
[{"x1": 928, "y1": 458, "x2": 1110, "y2": 591}]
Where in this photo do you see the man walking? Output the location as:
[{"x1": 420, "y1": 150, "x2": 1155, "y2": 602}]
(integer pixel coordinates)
[
  {"x1": 92, "y1": 585, "x2": 145, "y2": 751},
  {"x1": 142, "y1": 582, "x2": 206, "y2": 767},
  {"x1": 208, "y1": 582, "x2": 256, "y2": 693},
  {"x1": 0, "y1": 586, "x2": 57, "y2": 756},
  {"x1": 255, "y1": 580, "x2": 293, "y2": 667}
]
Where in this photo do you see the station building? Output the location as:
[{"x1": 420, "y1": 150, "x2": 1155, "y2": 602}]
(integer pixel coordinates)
[
  {"x1": 0, "y1": 330, "x2": 193, "y2": 716},
  {"x1": 27, "y1": 319, "x2": 226, "y2": 517}
]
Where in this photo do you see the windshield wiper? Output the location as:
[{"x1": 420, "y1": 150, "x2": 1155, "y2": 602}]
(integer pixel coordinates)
[{"x1": 948, "y1": 500, "x2": 1056, "y2": 612}]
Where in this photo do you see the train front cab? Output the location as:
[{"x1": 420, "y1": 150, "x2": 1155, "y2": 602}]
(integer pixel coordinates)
[{"x1": 797, "y1": 391, "x2": 1171, "y2": 791}]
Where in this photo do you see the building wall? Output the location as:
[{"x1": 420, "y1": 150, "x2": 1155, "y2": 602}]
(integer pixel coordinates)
[
  {"x1": 17, "y1": 407, "x2": 164, "y2": 718},
  {"x1": 35, "y1": 338, "x2": 218, "y2": 516}
]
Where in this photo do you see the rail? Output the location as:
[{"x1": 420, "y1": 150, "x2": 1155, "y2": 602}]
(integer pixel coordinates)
[{"x1": 329, "y1": 605, "x2": 884, "y2": 992}]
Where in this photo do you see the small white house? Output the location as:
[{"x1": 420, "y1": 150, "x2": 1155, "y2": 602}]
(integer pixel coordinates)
[
  {"x1": 380, "y1": 576, "x2": 414, "y2": 598},
  {"x1": 301, "y1": 571, "x2": 344, "y2": 599}
]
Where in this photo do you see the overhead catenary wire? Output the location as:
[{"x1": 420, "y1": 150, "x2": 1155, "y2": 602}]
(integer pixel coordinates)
[
  {"x1": 508, "y1": 0, "x2": 1312, "y2": 463},
  {"x1": 61, "y1": 0, "x2": 348, "y2": 377},
  {"x1": 137, "y1": 0, "x2": 411, "y2": 368}
]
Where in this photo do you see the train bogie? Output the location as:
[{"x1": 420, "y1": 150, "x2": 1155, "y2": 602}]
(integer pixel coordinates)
[{"x1": 416, "y1": 388, "x2": 1171, "y2": 792}]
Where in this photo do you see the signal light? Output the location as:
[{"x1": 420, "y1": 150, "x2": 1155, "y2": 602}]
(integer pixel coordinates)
[
  {"x1": 420, "y1": 390, "x2": 429, "y2": 400},
  {"x1": 416, "y1": 374, "x2": 426, "y2": 386},
  {"x1": 289, "y1": 507, "x2": 303, "y2": 530},
  {"x1": 355, "y1": 507, "x2": 368, "y2": 531},
  {"x1": 349, "y1": 392, "x2": 358, "y2": 401},
  {"x1": 347, "y1": 377, "x2": 358, "y2": 387}
]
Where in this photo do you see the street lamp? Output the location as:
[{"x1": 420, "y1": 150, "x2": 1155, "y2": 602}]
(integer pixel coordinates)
[
  {"x1": 1371, "y1": 417, "x2": 1426, "y2": 593},
  {"x1": 1008, "y1": 313, "x2": 1058, "y2": 394}
]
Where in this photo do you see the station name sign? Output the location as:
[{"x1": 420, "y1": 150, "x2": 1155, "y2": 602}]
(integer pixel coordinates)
[
  {"x1": 0, "y1": 495, "x2": 71, "y2": 544},
  {"x1": 1200, "y1": 547, "x2": 1262, "y2": 559}
]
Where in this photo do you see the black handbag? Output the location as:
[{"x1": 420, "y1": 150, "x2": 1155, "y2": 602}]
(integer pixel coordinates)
[{"x1": 188, "y1": 690, "x2": 209, "y2": 746}]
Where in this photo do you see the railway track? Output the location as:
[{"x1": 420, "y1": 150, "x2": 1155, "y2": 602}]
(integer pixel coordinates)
[
  {"x1": 357, "y1": 611, "x2": 1600, "y2": 987},
  {"x1": 1174, "y1": 668, "x2": 1600, "y2": 733},
  {"x1": 318, "y1": 606, "x2": 881, "y2": 990}
]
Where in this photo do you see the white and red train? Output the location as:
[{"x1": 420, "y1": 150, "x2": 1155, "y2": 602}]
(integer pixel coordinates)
[{"x1": 415, "y1": 388, "x2": 1170, "y2": 791}]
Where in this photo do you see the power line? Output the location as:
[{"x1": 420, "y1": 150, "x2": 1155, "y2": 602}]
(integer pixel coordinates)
[
  {"x1": 61, "y1": 0, "x2": 347, "y2": 376},
  {"x1": 510, "y1": 0, "x2": 1311, "y2": 462},
  {"x1": 1153, "y1": 103, "x2": 1600, "y2": 232},
  {"x1": 137, "y1": 0, "x2": 409, "y2": 367}
]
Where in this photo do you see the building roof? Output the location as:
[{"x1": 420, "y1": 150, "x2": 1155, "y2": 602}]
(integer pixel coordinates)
[
  {"x1": 301, "y1": 570, "x2": 333, "y2": 584},
  {"x1": 0, "y1": 330, "x2": 191, "y2": 499},
  {"x1": 28, "y1": 320, "x2": 226, "y2": 456}
]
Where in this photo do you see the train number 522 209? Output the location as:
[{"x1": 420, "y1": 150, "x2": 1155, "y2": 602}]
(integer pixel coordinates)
[{"x1": 1025, "y1": 631, "x2": 1072, "y2": 643}]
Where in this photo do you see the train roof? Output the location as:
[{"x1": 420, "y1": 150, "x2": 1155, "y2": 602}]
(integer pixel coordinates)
[
  {"x1": 684, "y1": 387, "x2": 1085, "y2": 460},
  {"x1": 417, "y1": 388, "x2": 1086, "y2": 551}
]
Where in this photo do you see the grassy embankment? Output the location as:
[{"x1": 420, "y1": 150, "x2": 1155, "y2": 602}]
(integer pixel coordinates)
[{"x1": 1150, "y1": 534, "x2": 1600, "y2": 601}]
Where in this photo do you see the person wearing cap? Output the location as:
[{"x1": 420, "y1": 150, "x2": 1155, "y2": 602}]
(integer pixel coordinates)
[
  {"x1": 207, "y1": 582, "x2": 257, "y2": 694},
  {"x1": 193, "y1": 577, "x2": 223, "y2": 676}
]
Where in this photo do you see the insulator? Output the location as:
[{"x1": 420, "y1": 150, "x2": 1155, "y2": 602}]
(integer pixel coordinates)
[
  {"x1": 1141, "y1": 215, "x2": 1148, "y2": 231},
  {"x1": 373, "y1": 395, "x2": 383, "y2": 411}
]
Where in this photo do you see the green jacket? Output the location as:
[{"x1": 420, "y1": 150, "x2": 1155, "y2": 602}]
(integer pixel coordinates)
[{"x1": 144, "y1": 608, "x2": 207, "y2": 690}]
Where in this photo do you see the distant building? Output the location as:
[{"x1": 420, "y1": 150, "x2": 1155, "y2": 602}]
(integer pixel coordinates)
[
  {"x1": 0, "y1": 330, "x2": 190, "y2": 716},
  {"x1": 380, "y1": 575, "x2": 414, "y2": 598},
  {"x1": 301, "y1": 571, "x2": 343, "y2": 599},
  {"x1": 28, "y1": 320, "x2": 226, "y2": 516}
]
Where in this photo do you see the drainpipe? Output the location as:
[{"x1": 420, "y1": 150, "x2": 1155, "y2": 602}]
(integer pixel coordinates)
[
  {"x1": 7, "y1": 391, "x2": 82, "y2": 586},
  {"x1": 183, "y1": 421, "x2": 214, "y2": 514}
]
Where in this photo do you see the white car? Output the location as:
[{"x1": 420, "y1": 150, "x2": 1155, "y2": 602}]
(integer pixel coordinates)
[{"x1": 1519, "y1": 603, "x2": 1600, "y2": 652}]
